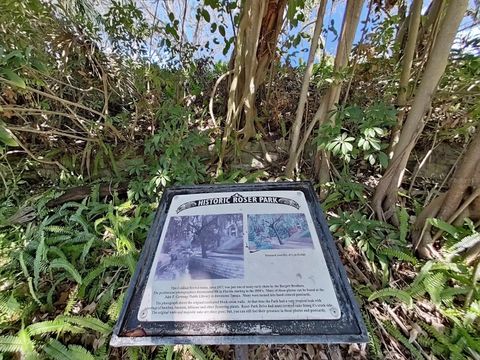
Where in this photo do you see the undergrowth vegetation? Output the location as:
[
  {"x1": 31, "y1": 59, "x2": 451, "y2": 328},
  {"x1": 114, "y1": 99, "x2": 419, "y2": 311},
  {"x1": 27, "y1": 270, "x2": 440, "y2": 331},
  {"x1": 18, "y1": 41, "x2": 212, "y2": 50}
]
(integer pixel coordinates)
[{"x1": 0, "y1": 0, "x2": 479, "y2": 359}]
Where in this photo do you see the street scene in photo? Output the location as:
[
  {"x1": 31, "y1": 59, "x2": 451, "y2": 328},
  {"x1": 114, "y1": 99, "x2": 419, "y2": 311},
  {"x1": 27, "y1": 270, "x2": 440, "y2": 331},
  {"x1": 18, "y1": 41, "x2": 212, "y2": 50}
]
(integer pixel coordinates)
[
  {"x1": 155, "y1": 213, "x2": 244, "y2": 280},
  {"x1": 248, "y1": 213, "x2": 314, "y2": 251}
]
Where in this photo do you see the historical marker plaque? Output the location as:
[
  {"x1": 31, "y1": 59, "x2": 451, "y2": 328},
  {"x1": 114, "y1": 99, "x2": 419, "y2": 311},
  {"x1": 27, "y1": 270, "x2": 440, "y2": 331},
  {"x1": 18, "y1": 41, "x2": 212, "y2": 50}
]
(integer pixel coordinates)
[{"x1": 111, "y1": 182, "x2": 367, "y2": 346}]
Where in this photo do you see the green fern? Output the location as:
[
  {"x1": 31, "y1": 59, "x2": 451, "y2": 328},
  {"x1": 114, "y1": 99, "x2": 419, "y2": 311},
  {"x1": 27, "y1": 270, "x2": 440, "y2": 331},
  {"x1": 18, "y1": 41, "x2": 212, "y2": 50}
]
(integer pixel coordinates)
[
  {"x1": 58, "y1": 316, "x2": 111, "y2": 335},
  {"x1": 398, "y1": 207, "x2": 409, "y2": 243},
  {"x1": 0, "y1": 294, "x2": 22, "y2": 322},
  {"x1": 44, "y1": 339, "x2": 94, "y2": 360},
  {"x1": 44, "y1": 225, "x2": 71, "y2": 234},
  {"x1": 368, "y1": 288, "x2": 413, "y2": 307},
  {"x1": 378, "y1": 247, "x2": 417, "y2": 264},
  {"x1": 448, "y1": 233, "x2": 480, "y2": 254},
  {"x1": 440, "y1": 287, "x2": 470, "y2": 307},
  {"x1": 63, "y1": 286, "x2": 78, "y2": 315},
  {"x1": 47, "y1": 246, "x2": 67, "y2": 260},
  {"x1": 165, "y1": 345, "x2": 174, "y2": 360},
  {"x1": 46, "y1": 234, "x2": 71, "y2": 246},
  {"x1": 383, "y1": 321, "x2": 424, "y2": 360},
  {"x1": 107, "y1": 293, "x2": 125, "y2": 321},
  {"x1": 187, "y1": 345, "x2": 208, "y2": 360},
  {"x1": 127, "y1": 347, "x2": 140, "y2": 360},
  {"x1": 0, "y1": 335, "x2": 23, "y2": 353},
  {"x1": 78, "y1": 254, "x2": 132, "y2": 298},
  {"x1": 26, "y1": 319, "x2": 84, "y2": 336},
  {"x1": 423, "y1": 272, "x2": 446, "y2": 305},
  {"x1": 363, "y1": 312, "x2": 382, "y2": 359},
  {"x1": 419, "y1": 322, "x2": 465, "y2": 356},
  {"x1": 49, "y1": 258, "x2": 82, "y2": 284},
  {"x1": 198, "y1": 346, "x2": 221, "y2": 360},
  {"x1": 67, "y1": 345, "x2": 96, "y2": 360},
  {"x1": 34, "y1": 234, "x2": 45, "y2": 290}
]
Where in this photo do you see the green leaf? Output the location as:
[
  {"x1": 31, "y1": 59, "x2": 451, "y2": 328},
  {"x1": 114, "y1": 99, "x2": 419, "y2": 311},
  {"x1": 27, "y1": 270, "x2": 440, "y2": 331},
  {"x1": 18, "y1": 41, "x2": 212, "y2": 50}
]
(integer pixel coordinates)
[
  {"x1": 31, "y1": 59, "x2": 47, "y2": 73},
  {"x1": 378, "y1": 152, "x2": 389, "y2": 168},
  {"x1": 44, "y1": 339, "x2": 94, "y2": 360},
  {"x1": 368, "y1": 288, "x2": 413, "y2": 307},
  {"x1": 0, "y1": 335, "x2": 23, "y2": 353},
  {"x1": 201, "y1": 9, "x2": 210, "y2": 22},
  {"x1": 59, "y1": 316, "x2": 111, "y2": 335},
  {"x1": 27, "y1": 320, "x2": 84, "y2": 336},
  {"x1": 188, "y1": 345, "x2": 208, "y2": 360},
  {"x1": 428, "y1": 218, "x2": 459, "y2": 238},
  {"x1": 49, "y1": 258, "x2": 82, "y2": 284},
  {"x1": 0, "y1": 124, "x2": 18, "y2": 147},
  {"x1": 2, "y1": 69, "x2": 26, "y2": 89},
  {"x1": 218, "y1": 24, "x2": 226, "y2": 37}
]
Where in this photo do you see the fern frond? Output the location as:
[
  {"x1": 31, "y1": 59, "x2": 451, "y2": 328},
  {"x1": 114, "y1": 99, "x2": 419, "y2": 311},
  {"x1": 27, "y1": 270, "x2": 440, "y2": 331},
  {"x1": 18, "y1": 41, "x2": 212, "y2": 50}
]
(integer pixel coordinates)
[
  {"x1": 368, "y1": 288, "x2": 413, "y2": 307},
  {"x1": 127, "y1": 347, "x2": 139, "y2": 360},
  {"x1": 44, "y1": 225, "x2": 71, "y2": 234},
  {"x1": 0, "y1": 294, "x2": 22, "y2": 321},
  {"x1": 448, "y1": 233, "x2": 480, "y2": 254},
  {"x1": 27, "y1": 319, "x2": 84, "y2": 336},
  {"x1": 107, "y1": 293, "x2": 125, "y2": 322},
  {"x1": 47, "y1": 246, "x2": 67, "y2": 260},
  {"x1": 43, "y1": 339, "x2": 73, "y2": 360},
  {"x1": 80, "y1": 236, "x2": 95, "y2": 264},
  {"x1": 363, "y1": 312, "x2": 382, "y2": 359},
  {"x1": 78, "y1": 255, "x2": 131, "y2": 298},
  {"x1": 34, "y1": 234, "x2": 45, "y2": 290},
  {"x1": 46, "y1": 235, "x2": 72, "y2": 246},
  {"x1": 187, "y1": 345, "x2": 208, "y2": 360},
  {"x1": 63, "y1": 286, "x2": 78, "y2": 315},
  {"x1": 0, "y1": 335, "x2": 23, "y2": 353},
  {"x1": 383, "y1": 322, "x2": 424, "y2": 360},
  {"x1": 66, "y1": 345, "x2": 95, "y2": 360},
  {"x1": 27, "y1": 277, "x2": 42, "y2": 305},
  {"x1": 49, "y1": 258, "x2": 82, "y2": 284},
  {"x1": 58, "y1": 315, "x2": 111, "y2": 335},
  {"x1": 17, "y1": 328, "x2": 35, "y2": 357},
  {"x1": 165, "y1": 345, "x2": 174, "y2": 360},
  {"x1": 398, "y1": 207, "x2": 409, "y2": 243},
  {"x1": 419, "y1": 322, "x2": 455, "y2": 349},
  {"x1": 378, "y1": 248, "x2": 417, "y2": 264},
  {"x1": 423, "y1": 272, "x2": 446, "y2": 305},
  {"x1": 198, "y1": 346, "x2": 221, "y2": 360}
]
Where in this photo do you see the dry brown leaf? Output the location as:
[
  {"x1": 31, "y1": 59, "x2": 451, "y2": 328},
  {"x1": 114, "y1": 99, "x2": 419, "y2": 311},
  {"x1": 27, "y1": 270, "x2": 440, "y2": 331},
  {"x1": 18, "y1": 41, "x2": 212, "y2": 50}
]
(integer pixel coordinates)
[{"x1": 306, "y1": 344, "x2": 315, "y2": 359}]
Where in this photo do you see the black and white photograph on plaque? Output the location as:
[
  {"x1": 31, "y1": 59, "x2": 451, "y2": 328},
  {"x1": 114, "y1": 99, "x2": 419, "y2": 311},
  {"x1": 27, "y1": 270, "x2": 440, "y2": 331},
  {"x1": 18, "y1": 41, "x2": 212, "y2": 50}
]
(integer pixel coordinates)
[
  {"x1": 248, "y1": 213, "x2": 314, "y2": 251},
  {"x1": 155, "y1": 214, "x2": 244, "y2": 280}
]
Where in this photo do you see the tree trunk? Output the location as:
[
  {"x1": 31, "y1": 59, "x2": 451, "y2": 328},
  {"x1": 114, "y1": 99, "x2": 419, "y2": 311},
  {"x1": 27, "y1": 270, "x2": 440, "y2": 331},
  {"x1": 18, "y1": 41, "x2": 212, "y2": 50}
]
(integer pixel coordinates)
[
  {"x1": 412, "y1": 129, "x2": 480, "y2": 259},
  {"x1": 217, "y1": 0, "x2": 286, "y2": 175},
  {"x1": 416, "y1": 0, "x2": 445, "y2": 57},
  {"x1": 312, "y1": 0, "x2": 365, "y2": 183},
  {"x1": 287, "y1": 0, "x2": 364, "y2": 181},
  {"x1": 373, "y1": 0, "x2": 468, "y2": 224},
  {"x1": 393, "y1": 0, "x2": 408, "y2": 62},
  {"x1": 285, "y1": 0, "x2": 327, "y2": 178},
  {"x1": 389, "y1": 0, "x2": 423, "y2": 157},
  {"x1": 201, "y1": 236, "x2": 208, "y2": 258}
]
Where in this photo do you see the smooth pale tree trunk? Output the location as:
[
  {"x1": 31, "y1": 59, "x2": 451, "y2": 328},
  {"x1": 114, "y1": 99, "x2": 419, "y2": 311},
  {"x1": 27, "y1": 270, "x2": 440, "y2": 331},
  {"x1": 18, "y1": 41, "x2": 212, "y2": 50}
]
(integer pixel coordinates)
[
  {"x1": 312, "y1": 0, "x2": 364, "y2": 183},
  {"x1": 288, "y1": 0, "x2": 364, "y2": 180},
  {"x1": 389, "y1": 0, "x2": 423, "y2": 157},
  {"x1": 217, "y1": 0, "x2": 287, "y2": 175},
  {"x1": 285, "y1": 0, "x2": 327, "y2": 178},
  {"x1": 217, "y1": 0, "x2": 265, "y2": 175},
  {"x1": 373, "y1": 0, "x2": 468, "y2": 224},
  {"x1": 417, "y1": 0, "x2": 445, "y2": 55}
]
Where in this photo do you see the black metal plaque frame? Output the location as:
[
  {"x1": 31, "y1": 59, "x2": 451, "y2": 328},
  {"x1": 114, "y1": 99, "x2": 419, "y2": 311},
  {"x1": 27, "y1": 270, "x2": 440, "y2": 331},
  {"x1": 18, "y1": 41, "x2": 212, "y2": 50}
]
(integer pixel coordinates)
[{"x1": 111, "y1": 182, "x2": 367, "y2": 346}]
